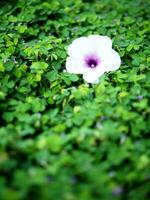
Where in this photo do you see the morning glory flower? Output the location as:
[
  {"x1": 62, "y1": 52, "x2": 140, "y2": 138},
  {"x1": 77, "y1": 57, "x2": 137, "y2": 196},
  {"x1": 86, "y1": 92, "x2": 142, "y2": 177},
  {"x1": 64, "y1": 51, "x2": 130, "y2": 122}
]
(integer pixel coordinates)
[{"x1": 65, "y1": 35, "x2": 121, "y2": 83}]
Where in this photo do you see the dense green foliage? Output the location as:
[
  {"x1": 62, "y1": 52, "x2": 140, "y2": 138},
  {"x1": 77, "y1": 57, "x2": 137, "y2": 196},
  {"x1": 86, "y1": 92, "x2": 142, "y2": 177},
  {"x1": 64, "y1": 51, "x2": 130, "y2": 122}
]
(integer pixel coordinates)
[{"x1": 0, "y1": 0, "x2": 150, "y2": 199}]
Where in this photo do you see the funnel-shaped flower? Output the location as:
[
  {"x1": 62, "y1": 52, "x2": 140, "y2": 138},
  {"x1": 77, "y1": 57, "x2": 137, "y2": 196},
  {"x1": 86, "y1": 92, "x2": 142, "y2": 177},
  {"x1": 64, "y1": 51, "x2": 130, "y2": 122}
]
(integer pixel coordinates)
[{"x1": 65, "y1": 35, "x2": 121, "y2": 83}]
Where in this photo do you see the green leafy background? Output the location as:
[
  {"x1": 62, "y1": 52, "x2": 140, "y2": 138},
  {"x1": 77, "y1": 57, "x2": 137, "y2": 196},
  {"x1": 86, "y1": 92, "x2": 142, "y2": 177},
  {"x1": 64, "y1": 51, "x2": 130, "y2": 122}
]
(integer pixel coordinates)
[{"x1": 0, "y1": 0, "x2": 150, "y2": 199}]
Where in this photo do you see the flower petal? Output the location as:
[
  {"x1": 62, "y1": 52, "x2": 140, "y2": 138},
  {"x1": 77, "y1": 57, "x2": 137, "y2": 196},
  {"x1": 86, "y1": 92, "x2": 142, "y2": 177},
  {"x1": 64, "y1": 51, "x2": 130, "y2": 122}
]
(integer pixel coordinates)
[
  {"x1": 65, "y1": 57, "x2": 87, "y2": 74},
  {"x1": 88, "y1": 35, "x2": 112, "y2": 49},
  {"x1": 102, "y1": 49, "x2": 121, "y2": 72},
  {"x1": 67, "y1": 37, "x2": 91, "y2": 58},
  {"x1": 67, "y1": 35, "x2": 112, "y2": 59},
  {"x1": 83, "y1": 67, "x2": 105, "y2": 83}
]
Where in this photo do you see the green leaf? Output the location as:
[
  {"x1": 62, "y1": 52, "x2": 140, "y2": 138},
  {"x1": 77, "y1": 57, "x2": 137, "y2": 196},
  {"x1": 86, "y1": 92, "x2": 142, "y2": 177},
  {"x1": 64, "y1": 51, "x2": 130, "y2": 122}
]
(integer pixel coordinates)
[
  {"x1": 30, "y1": 62, "x2": 48, "y2": 73},
  {"x1": 45, "y1": 70, "x2": 58, "y2": 82},
  {"x1": 0, "y1": 61, "x2": 5, "y2": 72}
]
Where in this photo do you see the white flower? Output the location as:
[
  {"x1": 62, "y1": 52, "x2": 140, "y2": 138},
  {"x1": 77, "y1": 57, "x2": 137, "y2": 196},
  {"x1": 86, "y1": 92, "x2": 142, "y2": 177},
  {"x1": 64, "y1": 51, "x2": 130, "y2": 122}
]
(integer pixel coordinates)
[{"x1": 65, "y1": 35, "x2": 121, "y2": 83}]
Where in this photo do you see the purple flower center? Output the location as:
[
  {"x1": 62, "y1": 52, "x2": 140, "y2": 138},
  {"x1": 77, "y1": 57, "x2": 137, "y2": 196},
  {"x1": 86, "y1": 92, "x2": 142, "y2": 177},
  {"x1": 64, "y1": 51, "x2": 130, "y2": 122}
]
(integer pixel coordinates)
[
  {"x1": 87, "y1": 59, "x2": 97, "y2": 68},
  {"x1": 85, "y1": 55, "x2": 100, "y2": 69}
]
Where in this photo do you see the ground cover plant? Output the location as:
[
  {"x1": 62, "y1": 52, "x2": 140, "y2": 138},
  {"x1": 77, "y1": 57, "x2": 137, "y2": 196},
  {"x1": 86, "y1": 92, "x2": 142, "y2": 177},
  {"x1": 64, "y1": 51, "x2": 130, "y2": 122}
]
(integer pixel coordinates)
[{"x1": 0, "y1": 0, "x2": 150, "y2": 199}]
